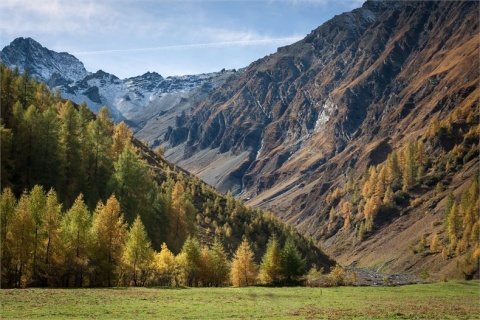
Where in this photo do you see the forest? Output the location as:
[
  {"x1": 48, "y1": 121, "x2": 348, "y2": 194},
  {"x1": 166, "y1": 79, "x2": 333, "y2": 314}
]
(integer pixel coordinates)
[{"x1": 0, "y1": 64, "x2": 334, "y2": 288}]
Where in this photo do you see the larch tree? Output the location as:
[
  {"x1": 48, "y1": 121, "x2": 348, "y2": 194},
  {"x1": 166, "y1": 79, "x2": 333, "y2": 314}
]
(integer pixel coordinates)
[
  {"x1": 60, "y1": 194, "x2": 91, "y2": 287},
  {"x1": 430, "y1": 233, "x2": 440, "y2": 254},
  {"x1": 199, "y1": 246, "x2": 214, "y2": 287},
  {"x1": 39, "y1": 188, "x2": 63, "y2": 287},
  {"x1": 0, "y1": 187, "x2": 16, "y2": 288},
  {"x1": 446, "y1": 202, "x2": 461, "y2": 248},
  {"x1": 121, "y1": 215, "x2": 154, "y2": 286},
  {"x1": 0, "y1": 125, "x2": 14, "y2": 189},
  {"x1": 155, "y1": 242, "x2": 176, "y2": 286},
  {"x1": 1, "y1": 187, "x2": 16, "y2": 246},
  {"x1": 259, "y1": 235, "x2": 283, "y2": 285},
  {"x1": 37, "y1": 108, "x2": 61, "y2": 190},
  {"x1": 87, "y1": 106, "x2": 114, "y2": 201},
  {"x1": 27, "y1": 185, "x2": 46, "y2": 285},
  {"x1": 230, "y1": 238, "x2": 257, "y2": 287},
  {"x1": 8, "y1": 192, "x2": 35, "y2": 287},
  {"x1": 209, "y1": 238, "x2": 230, "y2": 287},
  {"x1": 90, "y1": 195, "x2": 127, "y2": 286},
  {"x1": 169, "y1": 181, "x2": 189, "y2": 253},
  {"x1": 111, "y1": 121, "x2": 133, "y2": 161},
  {"x1": 402, "y1": 142, "x2": 417, "y2": 191}
]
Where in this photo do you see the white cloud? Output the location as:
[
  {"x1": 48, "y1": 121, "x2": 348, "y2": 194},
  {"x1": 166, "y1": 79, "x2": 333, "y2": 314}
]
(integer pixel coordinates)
[{"x1": 72, "y1": 36, "x2": 302, "y2": 55}]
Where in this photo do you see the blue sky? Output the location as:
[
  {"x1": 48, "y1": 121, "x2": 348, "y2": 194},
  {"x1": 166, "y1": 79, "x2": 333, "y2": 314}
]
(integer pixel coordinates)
[{"x1": 0, "y1": 0, "x2": 364, "y2": 79}]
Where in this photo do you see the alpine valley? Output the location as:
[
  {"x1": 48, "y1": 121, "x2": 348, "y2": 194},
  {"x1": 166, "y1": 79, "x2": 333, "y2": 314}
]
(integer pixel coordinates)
[{"x1": 1, "y1": 0, "x2": 478, "y2": 281}]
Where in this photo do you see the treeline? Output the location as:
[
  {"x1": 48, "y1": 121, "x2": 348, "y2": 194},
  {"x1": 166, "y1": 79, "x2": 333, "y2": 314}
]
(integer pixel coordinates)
[
  {"x1": 1, "y1": 186, "x2": 308, "y2": 288},
  {"x1": 0, "y1": 64, "x2": 334, "y2": 287}
]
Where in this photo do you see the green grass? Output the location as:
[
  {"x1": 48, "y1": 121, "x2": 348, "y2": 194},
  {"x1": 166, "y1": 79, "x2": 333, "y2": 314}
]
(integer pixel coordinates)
[{"x1": 1, "y1": 281, "x2": 479, "y2": 319}]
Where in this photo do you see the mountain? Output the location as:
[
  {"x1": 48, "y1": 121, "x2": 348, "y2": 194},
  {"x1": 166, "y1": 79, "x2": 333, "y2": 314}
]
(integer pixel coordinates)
[
  {"x1": 0, "y1": 38, "x2": 237, "y2": 123},
  {"x1": 158, "y1": 1, "x2": 479, "y2": 278},
  {"x1": 0, "y1": 37, "x2": 90, "y2": 86}
]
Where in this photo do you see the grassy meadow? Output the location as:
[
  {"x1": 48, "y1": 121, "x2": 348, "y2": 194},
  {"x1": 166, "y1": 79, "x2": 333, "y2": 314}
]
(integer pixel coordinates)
[{"x1": 1, "y1": 281, "x2": 479, "y2": 319}]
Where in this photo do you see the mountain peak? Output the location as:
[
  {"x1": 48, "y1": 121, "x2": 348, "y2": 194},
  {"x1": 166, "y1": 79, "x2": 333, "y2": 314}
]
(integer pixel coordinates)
[{"x1": 0, "y1": 37, "x2": 90, "y2": 85}]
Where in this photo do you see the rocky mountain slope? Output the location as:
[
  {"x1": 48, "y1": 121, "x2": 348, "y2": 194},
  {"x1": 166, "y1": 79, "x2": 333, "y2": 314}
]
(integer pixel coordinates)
[
  {"x1": 0, "y1": 38, "x2": 236, "y2": 123},
  {"x1": 160, "y1": 0, "x2": 479, "y2": 277}
]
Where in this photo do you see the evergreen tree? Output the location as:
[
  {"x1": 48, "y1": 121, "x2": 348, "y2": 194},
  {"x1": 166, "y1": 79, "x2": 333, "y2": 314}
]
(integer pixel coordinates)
[
  {"x1": 0, "y1": 125, "x2": 14, "y2": 189},
  {"x1": 110, "y1": 142, "x2": 154, "y2": 224},
  {"x1": 280, "y1": 238, "x2": 306, "y2": 284},
  {"x1": 58, "y1": 101, "x2": 82, "y2": 207},
  {"x1": 178, "y1": 236, "x2": 202, "y2": 287},
  {"x1": 37, "y1": 108, "x2": 61, "y2": 190},
  {"x1": 230, "y1": 238, "x2": 257, "y2": 287}
]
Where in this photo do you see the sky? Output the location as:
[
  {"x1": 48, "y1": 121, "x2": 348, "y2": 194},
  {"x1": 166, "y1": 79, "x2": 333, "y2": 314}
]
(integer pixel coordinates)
[{"x1": 0, "y1": 0, "x2": 364, "y2": 79}]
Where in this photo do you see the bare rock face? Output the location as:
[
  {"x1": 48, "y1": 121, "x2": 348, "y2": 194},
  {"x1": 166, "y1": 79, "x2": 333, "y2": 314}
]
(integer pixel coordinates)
[{"x1": 163, "y1": 1, "x2": 479, "y2": 275}]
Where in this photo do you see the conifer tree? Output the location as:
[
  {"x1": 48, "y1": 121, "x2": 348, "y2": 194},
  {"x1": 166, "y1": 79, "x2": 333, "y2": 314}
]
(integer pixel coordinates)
[
  {"x1": 259, "y1": 236, "x2": 282, "y2": 285},
  {"x1": 28, "y1": 185, "x2": 46, "y2": 285},
  {"x1": 58, "y1": 101, "x2": 82, "y2": 206},
  {"x1": 208, "y1": 238, "x2": 230, "y2": 287},
  {"x1": 111, "y1": 121, "x2": 133, "y2": 161},
  {"x1": 87, "y1": 111, "x2": 113, "y2": 201},
  {"x1": 90, "y1": 195, "x2": 127, "y2": 286},
  {"x1": 169, "y1": 181, "x2": 192, "y2": 253},
  {"x1": 178, "y1": 236, "x2": 202, "y2": 287},
  {"x1": 0, "y1": 125, "x2": 14, "y2": 188},
  {"x1": 1, "y1": 188, "x2": 16, "y2": 287},
  {"x1": 446, "y1": 202, "x2": 461, "y2": 247},
  {"x1": 155, "y1": 243, "x2": 176, "y2": 286},
  {"x1": 402, "y1": 142, "x2": 417, "y2": 191},
  {"x1": 1, "y1": 188, "x2": 16, "y2": 245},
  {"x1": 110, "y1": 141, "x2": 154, "y2": 224},
  {"x1": 121, "y1": 215, "x2": 154, "y2": 286},
  {"x1": 280, "y1": 238, "x2": 306, "y2": 284},
  {"x1": 230, "y1": 238, "x2": 257, "y2": 287},
  {"x1": 8, "y1": 192, "x2": 35, "y2": 287},
  {"x1": 61, "y1": 194, "x2": 91, "y2": 287},
  {"x1": 37, "y1": 108, "x2": 61, "y2": 190},
  {"x1": 39, "y1": 188, "x2": 63, "y2": 286},
  {"x1": 430, "y1": 232, "x2": 440, "y2": 253}
]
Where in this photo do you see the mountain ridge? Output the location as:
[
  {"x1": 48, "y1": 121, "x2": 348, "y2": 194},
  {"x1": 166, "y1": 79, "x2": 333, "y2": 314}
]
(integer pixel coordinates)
[{"x1": 0, "y1": 38, "x2": 238, "y2": 123}]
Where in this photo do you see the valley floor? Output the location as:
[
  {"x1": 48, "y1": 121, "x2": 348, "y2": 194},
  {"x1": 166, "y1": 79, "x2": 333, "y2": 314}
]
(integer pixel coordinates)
[{"x1": 1, "y1": 281, "x2": 478, "y2": 319}]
